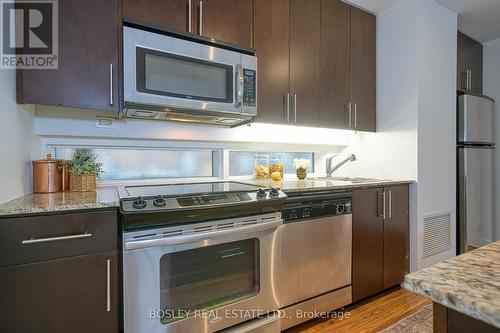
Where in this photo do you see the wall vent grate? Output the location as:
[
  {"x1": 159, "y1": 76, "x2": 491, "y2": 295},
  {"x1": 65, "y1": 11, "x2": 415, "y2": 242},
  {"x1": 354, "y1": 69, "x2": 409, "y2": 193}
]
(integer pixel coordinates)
[{"x1": 423, "y1": 212, "x2": 452, "y2": 258}]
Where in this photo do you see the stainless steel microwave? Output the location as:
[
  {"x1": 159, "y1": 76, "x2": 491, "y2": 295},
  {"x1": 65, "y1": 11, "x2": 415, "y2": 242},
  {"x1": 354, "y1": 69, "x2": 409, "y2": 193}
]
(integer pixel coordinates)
[{"x1": 123, "y1": 26, "x2": 257, "y2": 126}]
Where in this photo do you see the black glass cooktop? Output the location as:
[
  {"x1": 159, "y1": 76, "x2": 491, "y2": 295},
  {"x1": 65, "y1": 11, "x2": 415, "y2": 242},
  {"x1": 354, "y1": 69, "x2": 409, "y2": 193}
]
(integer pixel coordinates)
[{"x1": 123, "y1": 181, "x2": 262, "y2": 198}]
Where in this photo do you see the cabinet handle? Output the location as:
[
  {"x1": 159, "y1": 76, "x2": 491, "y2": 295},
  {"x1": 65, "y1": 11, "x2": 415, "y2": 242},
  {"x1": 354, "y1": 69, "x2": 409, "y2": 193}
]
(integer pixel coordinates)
[
  {"x1": 286, "y1": 93, "x2": 290, "y2": 122},
  {"x1": 347, "y1": 102, "x2": 352, "y2": 127},
  {"x1": 188, "y1": 0, "x2": 192, "y2": 33},
  {"x1": 106, "y1": 259, "x2": 111, "y2": 312},
  {"x1": 382, "y1": 190, "x2": 386, "y2": 220},
  {"x1": 294, "y1": 94, "x2": 297, "y2": 123},
  {"x1": 468, "y1": 69, "x2": 472, "y2": 90},
  {"x1": 388, "y1": 190, "x2": 392, "y2": 219},
  {"x1": 109, "y1": 64, "x2": 113, "y2": 105},
  {"x1": 199, "y1": 1, "x2": 203, "y2": 35},
  {"x1": 22, "y1": 232, "x2": 92, "y2": 245},
  {"x1": 354, "y1": 103, "x2": 357, "y2": 129}
]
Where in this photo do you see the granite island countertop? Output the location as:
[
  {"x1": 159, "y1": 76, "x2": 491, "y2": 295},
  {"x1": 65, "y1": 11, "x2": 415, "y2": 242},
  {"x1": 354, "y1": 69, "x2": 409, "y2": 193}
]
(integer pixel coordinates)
[
  {"x1": 0, "y1": 187, "x2": 120, "y2": 217},
  {"x1": 402, "y1": 241, "x2": 500, "y2": 329}
]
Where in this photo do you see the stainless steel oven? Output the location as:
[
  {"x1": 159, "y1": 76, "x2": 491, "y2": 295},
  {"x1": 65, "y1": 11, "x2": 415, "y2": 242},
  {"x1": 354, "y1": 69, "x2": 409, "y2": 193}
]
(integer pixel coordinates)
[
  {"x1": 123, "y1": 24, "x2": 257, "y2": 126},
  {"x1": 123, "y1": 212, "x2": 282, "y2": 333}
]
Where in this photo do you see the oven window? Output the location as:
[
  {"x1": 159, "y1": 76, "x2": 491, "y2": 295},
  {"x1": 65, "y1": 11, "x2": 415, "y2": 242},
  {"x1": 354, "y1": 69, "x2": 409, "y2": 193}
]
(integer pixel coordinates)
[
  {"x1": 159, "y1": 239, "x2": 260, "y2": 324},
  {"x1": 136, "y1": 47, "x2": 233, "y2": 103}
]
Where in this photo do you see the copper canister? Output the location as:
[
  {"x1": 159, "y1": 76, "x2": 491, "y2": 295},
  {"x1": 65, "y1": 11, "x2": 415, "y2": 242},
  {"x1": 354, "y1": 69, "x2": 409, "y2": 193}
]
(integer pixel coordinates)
[{"x1": 32, "y1": 154, "x2": 62, "y2": 193}]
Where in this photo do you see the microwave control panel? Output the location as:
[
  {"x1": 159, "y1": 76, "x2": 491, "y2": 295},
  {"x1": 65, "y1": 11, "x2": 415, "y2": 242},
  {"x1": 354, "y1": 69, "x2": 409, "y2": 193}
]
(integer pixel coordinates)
[{"x1": 243, "y1": 69, "x2": 256, "y2": 107}]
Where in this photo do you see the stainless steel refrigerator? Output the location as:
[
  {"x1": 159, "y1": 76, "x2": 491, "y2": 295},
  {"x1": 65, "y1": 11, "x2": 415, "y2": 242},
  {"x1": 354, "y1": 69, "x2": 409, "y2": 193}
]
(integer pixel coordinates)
[{"x1": 458, "y1": 93, "x2": 495, "y2": 254}]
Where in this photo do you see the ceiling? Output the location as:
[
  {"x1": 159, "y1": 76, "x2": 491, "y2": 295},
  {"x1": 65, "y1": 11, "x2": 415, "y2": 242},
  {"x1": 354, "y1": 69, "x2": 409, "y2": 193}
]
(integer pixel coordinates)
[
  {"x1": 435, "y1": 0, "x2": 500, "y2": 42},
  {"x1": 344, "y1": 0, "x2": 500, "y2": 43},
  {"x1": 341, "y1": 0, "x2": 399, "y2": 14}
]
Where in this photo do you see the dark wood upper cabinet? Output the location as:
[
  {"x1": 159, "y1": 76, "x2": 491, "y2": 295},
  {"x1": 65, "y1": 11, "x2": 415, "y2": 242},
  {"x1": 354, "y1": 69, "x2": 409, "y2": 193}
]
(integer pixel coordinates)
[
  {"x1": 253, "y1": 0, "x2": 290, "y2": 124},
  {"x1": 17, "y1": 0, "x2": 120, "y2": 112},
  {"x1": 350, "y1": 6, "x2": 376, "y2": 132},
  {"x1": 198, "y1": 0, "x2": 253, "y2": 48},
  {"x1": 253, "y1": 0, "x2": 376, "y2": 131},
  {"x1": 0, "y1": 251, "x2": 118, "y2": 333},
  {"x1": 352, "y1": 185, "x2": 409, "y2": 302},
  {"x1": 289, "y1": 0, "x2": 321, "y2": 127},
  {"x1": 352, "y1": 187, "x2": 385, "y2": 302},
  {"x1": 383, "y1": 185, "x2": 409, "y2": 289},
  {"x1": 320, "y1": 0, "x2": 350, "y2": 129},
  {"x1": 123, "y1": 0, "x2": 253, "y2": 48},
  {"x1": 457, "y1": 31, "x2": 483, "y2": 94},
  {"x1": 123, "y1": 0, "x2": 194, "y2": 33}
]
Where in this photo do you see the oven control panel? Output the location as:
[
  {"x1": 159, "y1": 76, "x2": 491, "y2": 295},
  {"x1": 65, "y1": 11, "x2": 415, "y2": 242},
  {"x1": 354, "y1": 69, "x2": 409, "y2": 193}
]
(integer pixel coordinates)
[
  {"x1": 177, "y1": 193, "x2": 251, "y2": 207},
  {"x1": 120, "y1": 188, "x2": 287, "y2": 212},
  {"x1": 243, "y1": 69, "x2": 256, "y2": 107}
]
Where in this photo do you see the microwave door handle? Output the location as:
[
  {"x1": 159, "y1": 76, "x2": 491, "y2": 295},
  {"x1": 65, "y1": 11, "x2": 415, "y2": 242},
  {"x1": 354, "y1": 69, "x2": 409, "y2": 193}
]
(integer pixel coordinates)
[{"x1": 235, "y1": 64, "x2": 244, "y2": 107}]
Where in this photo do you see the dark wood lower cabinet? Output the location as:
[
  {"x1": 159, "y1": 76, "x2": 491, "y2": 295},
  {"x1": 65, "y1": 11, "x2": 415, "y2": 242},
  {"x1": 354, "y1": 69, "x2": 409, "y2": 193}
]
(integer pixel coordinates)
[
  {"x1": 352, "y1": 187, "x2": 384, "y2": 302},
  {"x1": 0, "y1": 251, "x2": 118, "y2": 333},
  {"x1": 352, "y1": 185, "x2": 409, "y2": 302},
  {"x1": 383, "y1": 185, "x2": 409, "y2": 289}
]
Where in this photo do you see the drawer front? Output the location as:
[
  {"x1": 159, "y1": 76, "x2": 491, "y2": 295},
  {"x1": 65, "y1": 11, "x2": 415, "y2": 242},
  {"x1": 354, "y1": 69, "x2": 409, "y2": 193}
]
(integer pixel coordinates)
[{"x1": 0, "y1": 210, "x2": 117, "y2": 267}]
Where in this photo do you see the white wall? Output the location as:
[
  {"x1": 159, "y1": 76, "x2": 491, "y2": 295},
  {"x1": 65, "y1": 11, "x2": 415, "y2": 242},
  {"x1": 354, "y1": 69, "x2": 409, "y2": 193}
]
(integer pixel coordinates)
[
  {"x1": 483, "y1": 38, "x2": 500, "y2": 241},
  {"x1": 417, "y1": 0, "x2": 457, "y2": 267},
  {"x1": 0, "y1": 69, "x2": 37, "y2": 203}
]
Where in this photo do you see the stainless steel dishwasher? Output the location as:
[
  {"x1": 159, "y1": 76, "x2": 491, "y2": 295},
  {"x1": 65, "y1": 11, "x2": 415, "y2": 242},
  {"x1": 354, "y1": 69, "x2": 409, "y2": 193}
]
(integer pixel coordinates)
[{"x1": 276, "y1": 190, "x2": 353, "y2": 330}]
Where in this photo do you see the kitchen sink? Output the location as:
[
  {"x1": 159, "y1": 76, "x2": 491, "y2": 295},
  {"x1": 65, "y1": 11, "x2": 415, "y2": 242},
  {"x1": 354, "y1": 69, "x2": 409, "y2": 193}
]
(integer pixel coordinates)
[{"x1": 316, "y1": 176, "x2": 384, "y2": 183}]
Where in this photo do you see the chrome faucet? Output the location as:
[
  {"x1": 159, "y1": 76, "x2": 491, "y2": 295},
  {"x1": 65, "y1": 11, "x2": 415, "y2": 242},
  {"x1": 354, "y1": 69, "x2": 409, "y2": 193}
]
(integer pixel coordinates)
[{"x1": 326, "y1": 154, "x2": 357, "y2": 177}]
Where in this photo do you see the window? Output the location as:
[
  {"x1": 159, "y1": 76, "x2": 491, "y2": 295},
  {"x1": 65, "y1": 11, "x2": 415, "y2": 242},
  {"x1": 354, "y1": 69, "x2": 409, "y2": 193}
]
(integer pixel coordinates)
[
  {"x1": 229, "y1": 151, "x2": 315, "y2": 177},
  {"x1": 53, "y1": 147, "x2": 216, "y2": 180}
]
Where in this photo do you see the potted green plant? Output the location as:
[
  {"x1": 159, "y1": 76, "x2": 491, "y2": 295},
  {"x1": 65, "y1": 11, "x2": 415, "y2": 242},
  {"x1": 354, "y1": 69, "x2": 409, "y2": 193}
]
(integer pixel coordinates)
[{"x1": 68, "y1": 152, "x2": 103, "y2": 192}]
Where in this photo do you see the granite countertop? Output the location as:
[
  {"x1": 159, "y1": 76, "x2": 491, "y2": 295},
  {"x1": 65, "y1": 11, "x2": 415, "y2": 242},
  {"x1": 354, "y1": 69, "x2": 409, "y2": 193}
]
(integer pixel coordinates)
[
  {"x1": 0, "y1": 187, "x2": 120, "y2": 217},
  {"x1": 249, "y1": 178, "x2": 414, "y2": 193},
  {"x1": 0, "y1": 178, "x2": 413, "y2": 217},
  {"x1": 402, "y1": 241, "x2": 500, "y2": 328}
]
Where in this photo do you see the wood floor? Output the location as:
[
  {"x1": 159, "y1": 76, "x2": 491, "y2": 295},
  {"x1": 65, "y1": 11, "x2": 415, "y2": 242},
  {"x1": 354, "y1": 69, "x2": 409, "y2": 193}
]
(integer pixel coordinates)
[{"x1": 284, "y1": 288, "x2": 431, "y2": 333}]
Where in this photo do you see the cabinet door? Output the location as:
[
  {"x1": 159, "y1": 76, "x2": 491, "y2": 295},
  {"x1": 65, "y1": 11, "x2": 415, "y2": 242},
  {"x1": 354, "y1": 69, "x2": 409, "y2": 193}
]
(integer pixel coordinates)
[
  {"x1": 17, "y1": 0, "x2": 120, "y2": 111},
  {"x1": 290, "y1": 0, "x2": 321, "y2": 127},
  {"x1": 383, "y1": 185, "x2": 410, "y2": 289},
  {"x1": 0, "y1": 251, "x2": 118, "y2": 333},
  {"x1": 320, "y1": 0, "x2": 350, "y2": 129},
  {"x1": 458, "y1": 32, "x2": 483, "y2": 94},
  {"x1": 457, "y1": 32, "x2": 468, "y2": 91},
  {"x1": 352, "y1": 187, "x2": 384, "y2": 302},
  {"x1": 253, "y1": 0, "x2": 290, "y2": 124},
  {"x1": 198, "y1": 0, "x2": 253, "y2": 48},
  {"x1": 123, "y1": 0, "x2": 194, "y2": 33},
  {"x1": 467, "y1": 37, "x2": 483, "y2": 94},
  {"x1": 350, "y1": 6, "x2": 376, "y2": 132}
]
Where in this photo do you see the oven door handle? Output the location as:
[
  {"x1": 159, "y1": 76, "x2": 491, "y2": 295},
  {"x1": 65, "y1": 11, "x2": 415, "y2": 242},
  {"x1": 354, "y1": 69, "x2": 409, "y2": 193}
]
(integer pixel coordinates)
[{"x1": 125, "y1": 217, "x2": 282, "y2": 251}]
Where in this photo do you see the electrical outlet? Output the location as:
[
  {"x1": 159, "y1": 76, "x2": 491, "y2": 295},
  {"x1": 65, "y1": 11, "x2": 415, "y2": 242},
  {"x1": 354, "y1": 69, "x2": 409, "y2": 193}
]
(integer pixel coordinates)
[{"x1": 96, "y1": 118, "x2": 114, "y2": 129}]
